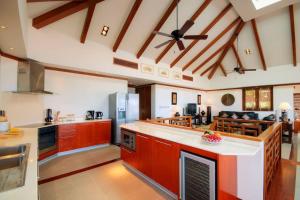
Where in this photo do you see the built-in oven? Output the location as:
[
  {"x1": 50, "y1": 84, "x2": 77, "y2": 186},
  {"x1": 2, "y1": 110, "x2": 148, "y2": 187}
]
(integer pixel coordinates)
[
  {"x1": 121, "y1": 129, "x2": 136, "y2": 151},
  {"x1": 38, "y1": 125, "x2": 58, "y2": 155}
]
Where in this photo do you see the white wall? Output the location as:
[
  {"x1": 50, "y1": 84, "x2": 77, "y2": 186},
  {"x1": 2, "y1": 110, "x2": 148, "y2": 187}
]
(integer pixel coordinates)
[
  {"x1": 207, "y1": 86, "x2": 295, "y2": 120},
  {"x1": 0, "y1": 57, "x2": 127, "y2": 126},
  {"x1": 151, "y1": 84, "x2": 207, "y2": 118}
]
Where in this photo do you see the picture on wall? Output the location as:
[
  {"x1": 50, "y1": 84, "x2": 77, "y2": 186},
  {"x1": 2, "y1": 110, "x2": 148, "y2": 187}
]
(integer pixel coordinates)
[
  {"x1": 197, "y1": 95, "x2": 201, "y2": 105},
  {"x1": 172, "y1": 92, "x2": 177, "y2": 105}
]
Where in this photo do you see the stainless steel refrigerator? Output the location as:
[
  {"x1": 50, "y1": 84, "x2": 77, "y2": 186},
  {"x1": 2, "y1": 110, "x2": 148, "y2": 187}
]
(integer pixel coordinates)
[{"x1": 109, "y1": 92, "x2": 139, "y2": 144}]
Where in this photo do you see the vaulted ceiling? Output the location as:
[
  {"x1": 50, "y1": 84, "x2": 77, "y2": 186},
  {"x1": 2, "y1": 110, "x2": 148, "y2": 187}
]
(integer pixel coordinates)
[{"x1": 26, "y1": 0, "x2": 300, "y2": 79}]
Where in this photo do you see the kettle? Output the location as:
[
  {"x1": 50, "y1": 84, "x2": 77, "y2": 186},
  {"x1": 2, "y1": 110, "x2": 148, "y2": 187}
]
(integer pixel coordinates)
[{"x1": 95, "y1": 111, "x2": 103, "y2": 119}]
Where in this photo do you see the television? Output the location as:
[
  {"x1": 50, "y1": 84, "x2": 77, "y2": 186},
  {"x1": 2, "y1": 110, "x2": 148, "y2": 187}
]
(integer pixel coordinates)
[{"x1": 186, "y1": 103, "x2": 197, "y2": 116}]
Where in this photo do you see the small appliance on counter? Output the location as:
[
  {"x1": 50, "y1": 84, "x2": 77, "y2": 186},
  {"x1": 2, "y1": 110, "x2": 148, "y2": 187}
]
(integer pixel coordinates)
[
  {"x1": 95, "y1": 111, "x2": 103, "y2": 119},
  {"x1": 0, "y1": 110, "x2": 9, "y2": 133},
  {"x1": 86, "y1": 110, "x2": 95, "y2": 120},
  {"x1": 45, "y1": 108, "x2": 53, "y2": 123}
]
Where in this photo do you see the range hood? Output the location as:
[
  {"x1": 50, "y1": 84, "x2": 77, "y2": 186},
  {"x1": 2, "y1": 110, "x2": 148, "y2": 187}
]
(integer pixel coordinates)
[{"x1": 15, "y1": 60, "x2": 53, "y2": 94}]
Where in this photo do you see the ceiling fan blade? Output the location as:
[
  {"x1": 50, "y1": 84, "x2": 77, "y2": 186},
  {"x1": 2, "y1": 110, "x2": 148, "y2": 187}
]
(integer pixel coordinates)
[
  {"x1": 179, "y1": 20, "x2": 194, "y2": 35},
  {"x1": 153, "y1": 31, "x2": 173, "y2": 38},
  {"x1": 177, "y1": 40, "x2": 185, "y2": 51},
  {"x1": 243, "y1": 69, "x2": 257, "y2": 71},
  {"x1": 183, "y1": 35, "x2": 208, "y2": 40},
  {"x1": 155, "y1": 40, "x2": 173, "y2": 49}
]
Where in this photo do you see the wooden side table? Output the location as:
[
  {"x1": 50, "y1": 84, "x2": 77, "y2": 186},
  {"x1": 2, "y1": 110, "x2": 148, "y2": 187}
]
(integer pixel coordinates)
[{"x1": 282, "y1": 121, "x2": 293, "y2": 143}]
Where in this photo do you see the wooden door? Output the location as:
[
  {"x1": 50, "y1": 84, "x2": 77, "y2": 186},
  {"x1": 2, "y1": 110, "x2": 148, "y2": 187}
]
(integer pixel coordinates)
[
  {"x1": 152, "y1": 138, "x2": 180, "y2": 195},
  {"x1": 136, "y1": 85, "x2": 151, "y2": 120},
  {"x1": 294, "y1": 93, "x2": 300, "y2": 119},
  {"x1": 136, "y1": 134, "x2": 153, "y2": 178}
]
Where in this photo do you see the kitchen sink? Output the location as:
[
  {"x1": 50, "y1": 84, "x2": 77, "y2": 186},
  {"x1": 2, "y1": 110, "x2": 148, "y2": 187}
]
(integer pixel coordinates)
[
  {"x1": 0, "y1": 144, "x2": 30, "y2": 192},
  {"x1": 0, "y1": 144, "x2": 27, "y2": 157}
]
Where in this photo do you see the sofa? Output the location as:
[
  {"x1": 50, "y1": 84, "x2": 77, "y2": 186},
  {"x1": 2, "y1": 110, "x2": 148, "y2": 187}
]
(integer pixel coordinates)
[{"x1": 218, "y1": 111, "x2": 259, "y2": 120}]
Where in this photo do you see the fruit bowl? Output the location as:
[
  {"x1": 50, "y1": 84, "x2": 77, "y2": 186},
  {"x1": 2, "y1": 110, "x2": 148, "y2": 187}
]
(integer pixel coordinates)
[{"x1": 202, "y1": 130, "x2": 222, "y2": 145}]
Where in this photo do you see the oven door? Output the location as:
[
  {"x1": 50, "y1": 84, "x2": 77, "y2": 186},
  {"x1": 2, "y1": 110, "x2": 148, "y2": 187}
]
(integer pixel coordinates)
[
  {"x1": 121, "y1": 129, "x2": 136, "y2": 151},
  {"x1": 38, "y1": 125, "x2": 58, "y2": 154}
]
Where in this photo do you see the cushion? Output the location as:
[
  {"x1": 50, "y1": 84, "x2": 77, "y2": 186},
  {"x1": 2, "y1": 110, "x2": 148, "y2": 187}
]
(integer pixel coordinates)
[
  {"x1": 242, "y1": 114, "x2": 250, "y2": 120},
  {"x1": 231, "y1": 113, "x2": 239, "y2": 119},
  {"x1": 221, "y1": 113, "x2": 229, "y2": 118}
]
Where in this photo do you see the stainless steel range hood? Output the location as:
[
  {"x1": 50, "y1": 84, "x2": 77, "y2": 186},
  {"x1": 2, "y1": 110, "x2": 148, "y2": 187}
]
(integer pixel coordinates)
[{"x1": 15, "y1": 60, "x2": 53, "y2": 94}]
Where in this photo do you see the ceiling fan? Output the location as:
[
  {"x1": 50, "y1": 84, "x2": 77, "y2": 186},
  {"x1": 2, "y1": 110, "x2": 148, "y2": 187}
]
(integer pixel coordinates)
[
  {"x1": 227, "y1": 36, "x2": 257, "y2": 74},
  {"x1": 153, "y1": 0, "x2": 208, "y2": 51}
]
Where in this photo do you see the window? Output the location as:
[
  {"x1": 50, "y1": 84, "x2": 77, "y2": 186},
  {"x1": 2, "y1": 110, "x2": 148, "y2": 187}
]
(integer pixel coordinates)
[{"x1": 243, "y1": 87, "x2": 273, "y2": 111}]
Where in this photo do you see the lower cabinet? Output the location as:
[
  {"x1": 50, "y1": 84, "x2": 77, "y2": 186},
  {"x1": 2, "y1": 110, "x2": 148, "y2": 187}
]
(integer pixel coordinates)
[
  {"x1": 122, "y1": 133, "x2": 179, "y2": 196},
  {"x1": 136, "y1": 134, "x2": 153, "y2": 178},
  {"x1": 58, "y1": 121, "x2": 111, "y2": 152},
  {"x1": 152, "y1": 138, "x2": 180, "y2": 195}
]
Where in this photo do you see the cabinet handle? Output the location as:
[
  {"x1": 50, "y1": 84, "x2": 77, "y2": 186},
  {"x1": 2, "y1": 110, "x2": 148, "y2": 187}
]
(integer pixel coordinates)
[
  {"x1": 155, "y1": 140, "x2": 171, "y2": 146},
  {"x1": 137, "y1": 134, "x2": 150, "y2": 139}
]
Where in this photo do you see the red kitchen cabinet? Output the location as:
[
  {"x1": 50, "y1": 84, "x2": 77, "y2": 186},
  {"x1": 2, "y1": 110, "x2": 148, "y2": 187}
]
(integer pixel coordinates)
[
  {"x1": 152, "y1": 138, "x2": 180, "y2": 195},
  {"x1": 94, "y1": 121, "x2": 111, "y2": 144},
  {"x1": 58, "y1": 124, "x2": 77, "y2": 152},
  {"x1": 136, "y1": 134, "x2": 153, "y2": 177},
  {"x1": 121, "y1": 147, "x2": 138, "y2": 169},
  {"x1": 77, "y1": 123, "x2": 94, "y2": 148}
]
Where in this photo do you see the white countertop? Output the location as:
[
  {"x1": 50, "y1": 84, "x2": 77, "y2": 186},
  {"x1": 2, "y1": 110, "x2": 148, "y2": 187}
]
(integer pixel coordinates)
[
  {"x1": 120, "y1": 122, "x2": 262, "y2": 156},
  {"x1": 0, "y1": 128, "x2": 38, "y2": 200},
  {"x1": 19, "y1": 118, "x2": 111, "y2": 128}
]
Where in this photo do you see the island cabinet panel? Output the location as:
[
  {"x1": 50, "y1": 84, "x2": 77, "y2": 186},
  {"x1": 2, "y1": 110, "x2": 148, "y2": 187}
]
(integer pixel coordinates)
[
  {"x1": 121, "y1": 147, "x2": 138, "y2": 169},
  {"x1": 152, "y1": 138, "x2": 180, "y2": 195},
  {"x1": 136, "y1": 134, "x2": 153, "y2": 177},
  {"x1": 94, "y1": 121, "x2": 111, "y2": 145}
]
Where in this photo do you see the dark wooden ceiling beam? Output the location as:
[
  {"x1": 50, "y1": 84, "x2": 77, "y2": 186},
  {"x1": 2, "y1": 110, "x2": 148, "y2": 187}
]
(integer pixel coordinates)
[
  {"x1": 80, "y1": 0, "x2": 96, "y2": 43},
  {"x1": 32, "y1": 0, "x2": 104, "y2": 29},
  {"x1": 289, "y1": 5, "x2": 297, "y2": 66},
  {"x1": 170, "y1": 4, "x2": 232, "y2": 68},
  {"x1": 155, "y1": 0, "x2": 212, "y2": 64},
  {"x1": 251, "y1": 19, "x2": 267, "y2": 70},
  {"x1": 113, "y1": 0, "x2": 143, "y2": 52},
  {"x1": 136, "y1": 0, "x2": 179, "y2": 58},
  {"x1": 200, "y1": 63, "x2": 216, "y2": 76},
  {"x1": 231, "y1": 44, "x2": 245, "y2": 70},
  {"x1": 192, "y1": 43, "x2": 226, "y2": 74},
  {"x1": 219, "y1": 63, "x2": 227, "y2": 77},
  {"x1": 182, "y1": 17, "x2": 240, "y2": 71},
  {"x1": 208, "y1": 21, "x2": 245, "y2": 79}
]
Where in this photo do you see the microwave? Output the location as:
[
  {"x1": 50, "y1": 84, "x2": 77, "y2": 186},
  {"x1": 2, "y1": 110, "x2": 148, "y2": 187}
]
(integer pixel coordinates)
[{"x1": 121, "y1": 129, "x2": 136, "y2": 151}]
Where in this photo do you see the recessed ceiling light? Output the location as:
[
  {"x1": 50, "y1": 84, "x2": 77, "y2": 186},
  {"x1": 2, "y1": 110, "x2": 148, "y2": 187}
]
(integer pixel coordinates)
[
  {"x1": 100, "y1": 25, "x2": 109, "y2": 36},
  {"x1": 9, "y1": 47, "x2": 14, "y2": 50},
  {"x1": 0, "y1": 25, "x2": 7, "y2": 29},
  {"x1": 245, "y1": 48, "x2": 252, "y2": 55}
]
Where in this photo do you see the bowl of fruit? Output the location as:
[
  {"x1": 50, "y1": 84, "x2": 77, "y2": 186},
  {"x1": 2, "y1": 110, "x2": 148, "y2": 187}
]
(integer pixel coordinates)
[{"x1": 202, "y1": 130, "x2": 222, "y2": 144}]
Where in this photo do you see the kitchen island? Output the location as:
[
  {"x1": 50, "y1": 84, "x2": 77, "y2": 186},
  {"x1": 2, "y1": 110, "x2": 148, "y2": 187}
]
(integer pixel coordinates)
[{"x1": 120, "y1": 121, "x2": 282, "y2": 200}]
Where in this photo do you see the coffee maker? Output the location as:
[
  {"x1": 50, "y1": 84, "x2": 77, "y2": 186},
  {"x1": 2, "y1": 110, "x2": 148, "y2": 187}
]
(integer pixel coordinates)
[
  {"x1": 95, "y1": 111, "x2": 103, "y2": 119},
  {"x1": 86, "y1": 110, "x2": 95, "y2": 120}
]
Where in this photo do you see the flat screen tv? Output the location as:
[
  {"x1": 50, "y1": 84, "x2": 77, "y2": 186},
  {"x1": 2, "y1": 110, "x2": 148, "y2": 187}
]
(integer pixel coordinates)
[{"x1": 187, "y1": 103, "x2": 197, "y2": 116}]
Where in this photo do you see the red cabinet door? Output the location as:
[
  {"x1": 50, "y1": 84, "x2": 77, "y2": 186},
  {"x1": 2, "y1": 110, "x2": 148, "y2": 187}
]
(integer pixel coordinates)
[
  {"x1": 121, "y1": 146, "x2": 138, "y2": 169},
  {"x1": 58, "y1": 124, "x2": 77, "y2": 152},
  {"x1": 94, "y1": 121, "x2": 111, "y2": 144},
  {"x1": 76, "y1": 123, "x2": 94, "y2": 148},
  {"x1": 136, "y1": 134, "x2": 153, "y2": 178},
  {"x1": 152, "y1": 138, "x2": 180, "y2": 195}
]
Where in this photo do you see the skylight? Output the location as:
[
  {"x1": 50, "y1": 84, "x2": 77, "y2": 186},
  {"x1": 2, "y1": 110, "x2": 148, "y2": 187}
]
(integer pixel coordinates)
[{"x1": 252, "y1": 0, "x2": 281, "y2": 10}]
